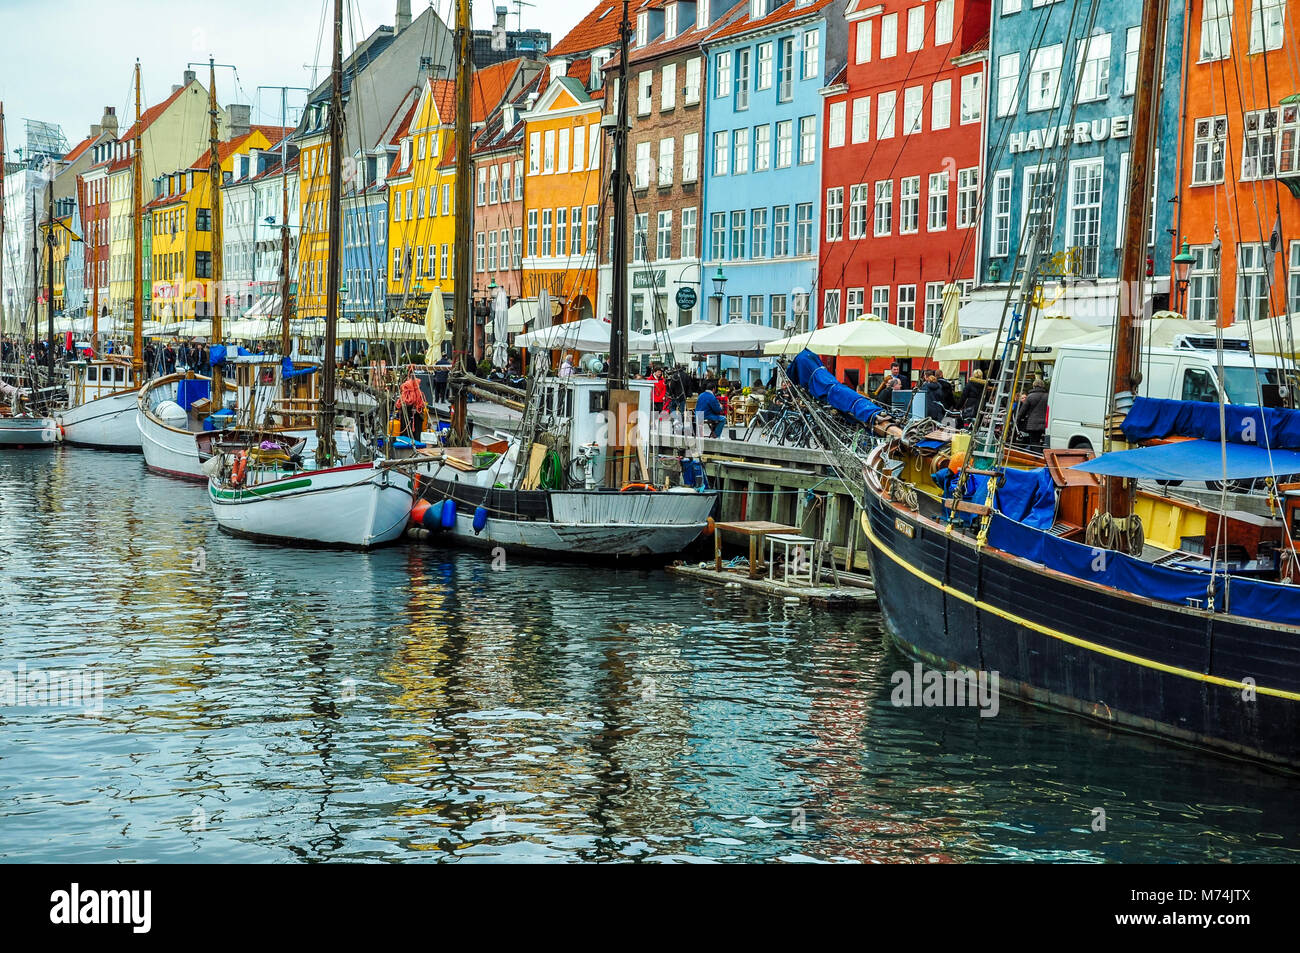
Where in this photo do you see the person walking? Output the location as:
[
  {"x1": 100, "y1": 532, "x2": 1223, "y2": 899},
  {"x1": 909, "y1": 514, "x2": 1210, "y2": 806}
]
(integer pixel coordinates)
[
  {"x1": 961, "y1": 369, "x2": 986, "y2": 420},
  {"x1": 1017, "y1": 376, "x2": 1049, "y2": 448}
]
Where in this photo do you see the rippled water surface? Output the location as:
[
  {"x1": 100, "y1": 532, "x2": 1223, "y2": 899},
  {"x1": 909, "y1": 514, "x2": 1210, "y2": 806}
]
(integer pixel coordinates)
[{"x1": 0, "y1": 450, "x2": 1297, "y2": 862}]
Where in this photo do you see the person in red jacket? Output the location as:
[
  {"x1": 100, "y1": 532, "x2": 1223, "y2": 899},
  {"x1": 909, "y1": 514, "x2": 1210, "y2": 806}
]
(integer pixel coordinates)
[{"x1": 648, "y1": 366, "x2": 667, "y2": 415}]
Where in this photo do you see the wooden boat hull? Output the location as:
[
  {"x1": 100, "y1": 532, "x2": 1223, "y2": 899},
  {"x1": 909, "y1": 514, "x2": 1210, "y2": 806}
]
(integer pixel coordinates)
[
  {"x1": 208, "y1": 463, "x2": 414, "y2": 549},
  {"x1": 861, "y1": 464, "x2": 1300, "y2": 770},
  {"x1": 418, "y1": 475, "x2": 718, "y2": 557},
  {"x1": 60, "y1": 389, "x2": 141, "y2": 450},
  {"x1": 0, "y1": 416, "x2": 59, "y2": 448}
]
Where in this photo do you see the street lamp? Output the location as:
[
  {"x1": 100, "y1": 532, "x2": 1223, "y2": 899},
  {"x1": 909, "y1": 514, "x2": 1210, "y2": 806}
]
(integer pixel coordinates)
[
  {"x1": 710, "y1": 265, "x2": 728, "y2": 328},
  {"x1": 1172, "y1": 240, "x2": 1196, "y2": 315}
]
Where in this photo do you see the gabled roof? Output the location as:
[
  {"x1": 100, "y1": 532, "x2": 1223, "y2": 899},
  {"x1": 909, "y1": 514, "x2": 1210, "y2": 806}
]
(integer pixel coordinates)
[
  {"x1": 705, "y1": 0, "x2": 834, "y2": 46},
  {"x1": 187, "y1": 131, "x2": 266, "y2": 171},
  {"x1": 62, "y1": 135, "x2": 96, "y2": 165},
  {"x1": 549, "y1": 0, "x2": 623, "y2": 58},
  {"x1": 602, "y1": 0, "x2": 728, "y2": 69},
  {"x1": 427, "y1": 58, "x2": 526, "y2": 129},
  {"x1": 473, "y1": 67, "x2": 549, "y2": 155},
  {"x1": 119, "y1": 80, "x2": 196, "y2": 142}
]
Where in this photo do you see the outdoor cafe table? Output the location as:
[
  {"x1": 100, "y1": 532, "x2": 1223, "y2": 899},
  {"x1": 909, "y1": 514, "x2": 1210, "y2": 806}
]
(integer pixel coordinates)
[{"x1": 714, "y1": 520, "x2": 801, "y2": 579}]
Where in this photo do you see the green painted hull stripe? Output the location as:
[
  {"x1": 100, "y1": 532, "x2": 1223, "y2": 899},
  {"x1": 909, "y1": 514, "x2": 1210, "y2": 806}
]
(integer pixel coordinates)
[{"x1": 211, "y1": 478, "x2": 314, "y2": 500}]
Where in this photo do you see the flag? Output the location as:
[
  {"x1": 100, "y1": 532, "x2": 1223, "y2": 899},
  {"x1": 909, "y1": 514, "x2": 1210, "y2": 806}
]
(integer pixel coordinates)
[{"x1": 1269, "y1": 211, "x2": 1284, "y2": 257}]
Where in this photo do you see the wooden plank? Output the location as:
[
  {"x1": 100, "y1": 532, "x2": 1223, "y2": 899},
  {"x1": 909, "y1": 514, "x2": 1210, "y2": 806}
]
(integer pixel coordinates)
[{"x1": 520, "y1": 442, "x2": 548, "y2": 490}]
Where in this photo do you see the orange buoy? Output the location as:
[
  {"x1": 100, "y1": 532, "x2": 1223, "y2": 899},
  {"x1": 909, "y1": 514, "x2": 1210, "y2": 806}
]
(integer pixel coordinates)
[
  {"x1": 702, "y1": 516, "x2": 716, "y2": 537},
  {"x1": 411, "y1": 499, "x2": 431, "y2": 525},
  {"x1": 948, "y1": 452, "x2": 966, "y2": 474}
]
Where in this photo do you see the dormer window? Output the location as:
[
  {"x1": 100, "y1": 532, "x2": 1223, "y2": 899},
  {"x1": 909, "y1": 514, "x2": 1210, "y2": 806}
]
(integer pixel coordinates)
[
  {"x1": 401, "y1": 138, "x2": 411, "y2": 168},
  {"x1": 637, "y1": 11, "x2": 648, "y2": 47},
  {"x1": 751, "y1": 0, "x2": 766, "y2": 19},
  {"x1": 665, "y1": 3, "x2": 677, "y2": 38}
]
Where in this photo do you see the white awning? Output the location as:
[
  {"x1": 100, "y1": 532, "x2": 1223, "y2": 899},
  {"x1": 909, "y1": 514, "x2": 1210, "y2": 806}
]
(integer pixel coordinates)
[{"x1": 507, "y1": 298, "x2": 539, "y2": 333}]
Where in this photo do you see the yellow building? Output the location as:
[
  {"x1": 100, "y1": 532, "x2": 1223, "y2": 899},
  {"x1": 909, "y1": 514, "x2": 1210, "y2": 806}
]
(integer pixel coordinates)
[
  {"x1": 106, "y1": 73, "x2": 227, "y2": 334},
  {"x1": 147, "y1": 130, "x2": 275, "y2": 320}
]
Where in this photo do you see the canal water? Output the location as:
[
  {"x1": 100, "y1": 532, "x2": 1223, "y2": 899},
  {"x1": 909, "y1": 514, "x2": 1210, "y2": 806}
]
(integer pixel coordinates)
[{"x1": 0, "y1": 450, "x2": 1295, "y2": 863}]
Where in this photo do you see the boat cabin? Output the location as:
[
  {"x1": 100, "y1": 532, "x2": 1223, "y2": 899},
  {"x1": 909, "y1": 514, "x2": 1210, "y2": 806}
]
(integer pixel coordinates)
[
  {"x1": 534, "y1": 374, "x2": 654, "y2": 481},
  {"x1": 66, "y1": 359, "x2": 135, "y2": 408},
  {"x1": 230, "y1": 355, "x2": 321, "y2": 430}
]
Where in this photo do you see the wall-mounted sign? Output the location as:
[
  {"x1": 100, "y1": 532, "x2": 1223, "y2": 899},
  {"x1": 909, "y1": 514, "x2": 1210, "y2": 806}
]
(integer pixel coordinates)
[
  {"x1": 1008, "y1": 115, "x2": 1131, "y2": 155},
  {"x1": 633, "y1": 269, "x2": 666, "y2": 289},
  {"x1": 675, "y1": 286, "x2": 698, "y2": 310}
]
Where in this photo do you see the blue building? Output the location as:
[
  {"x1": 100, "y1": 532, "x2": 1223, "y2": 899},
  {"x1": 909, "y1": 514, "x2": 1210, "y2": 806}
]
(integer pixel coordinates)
[
  {"x1": 965, "y1": 0, "x2": 1185, "y2": 331},
  {"x1": 342, "y1": 168, "x2": 388, "y2": 325},
  {"x1": 65, "y1": 200, "x2": 85, "y2": 321},
  {"x1": 700, "y1": 0, "x2": 847, "y2": 382}
]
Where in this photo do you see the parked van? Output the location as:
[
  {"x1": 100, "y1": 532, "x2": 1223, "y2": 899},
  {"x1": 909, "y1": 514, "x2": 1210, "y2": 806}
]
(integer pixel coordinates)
[{"x1": 1047, "y1": 340, "x2": 1300, "y2": 451}]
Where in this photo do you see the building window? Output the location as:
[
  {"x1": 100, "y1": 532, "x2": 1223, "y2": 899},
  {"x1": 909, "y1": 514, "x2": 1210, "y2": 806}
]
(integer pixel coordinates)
[
  {"x1": 1123, "y1": 27, "x2": 1139, "y2": 96},
  {"x1": 711, "y1": 211, "x2": 727, "y2": 260},
  {"x1": 1281, "y1": 104, "x2": 1300, "y2": 174},
  {"x1": 527, "y1": 209, "x2": 538, "y2": 256},
  {"x1": 661, "y1": 63, "x2": 677, "y2": 111},
  {"x1": 849, "y1": 184, "x2": 869, "y2": 239},
  {"x1": 872, "y1": 286, "x2": 890, "y2": 320},
  {"x1": 748, "y1": 294, "x2": 764, "y2": 325},
  {"x1": 475, "y1": 232, "x2": 485, "y2": 272},
  {"x1": 541, "y1": 209, "x2": 553, "y2": 256},
  {"x1": 1067, "y1": 158, "x2": 1103, "y2": 278},
  {"x1": 195, "y1": 208, "x2": 211, "y2": 231},
  {"x1": 823, "y1": 289, "x2": 841, "y2": 325},
  {"x1": 556, "y1": 207, "x2": 568, "y2": 256},
  {"x1": 1024, "y1": 165, "x2": 1057, "y2": 239},
  {"x1": 634, "y1": 213, "x2": 649, "y2": 262},
  {"x1": 685, "y1": 57, "x2": 702, "y2": 104},
  {"x1": 757, "y1": 42, "x2": 773, "y2": 89},
  {"x1": 658, "y1": 137, "x2": 675, "y2": 186},
  {"x1": 907, "y1": 6, "x2": 923, "y2": 52},
  {"x1": 773, "y1": 205, "x2": 791, "y2": 256},
  {"x1": 195, "y1": 251, "x2": 212, "y2": 278},
  {"x1": 924, "y1": 282, "x2": 945, "y2": 334},
  {"x1": 875, "y1": 91, "x2": 897, "y2": 141},
  {"x1": 897, "y1": 284, "x2": 916, "y2": 329},
  {"x1": 778, "y1": 36, "x2": 795, "y2": 102},
  {"x1": 771, "y1": 294, "x2": 788, "y2": 330},
  {"x1": 881, "y1": 12, "x2": 898, "y2": 58},
  {"x1": 852, "y1": 96, "x2": 871, "y2": 144},
  {"x1": 1242, "y1": 109, "x2": 1279, "y2": 180},
  {"x1": 846, "y1": 287, "x2": 864, "y2": 321},
  {"x1": 991, "y1": 170, "x2": 1012, "y2": 258},
  {"x1": 798, "y1": 116, "x2": 816, "y2": 163},
  {"x1": 635, "y1": 140, "x2": 652, "y2": 189},
  {"x1": 795, "y1": 203, "x2": 813, "y2": 256},
  {"x1": 656, "y1": 211, "x2": 673, "y2": 260},
  {"x1": 751, "y1": 207, "x2": 769, "y2": 257},
  {"x1": 713, "y1": 130, "x2": 729, "y2": 176},
  {"x1": 730, "y1": 210, "x2": 747, "y2": 260},
  {"x1": 1188, "y1": 244, "x2": 1219, "y2": 323},
  {"x1": 753, "y1": 124, "x2": 770, "y2": 171},
  {"x1": 1249, "y1": 0, "x2": 1284, "y2": 53},
  {"x1": 997, "y1": 53, "x2": 1020, "y2": 117},
  {"x1": 802, "y1": 28, "x2": 820, "y2": 80},
  {"x1": 928, "y1": 172, "x2": 949, "y2": 231},
  {"x1": 1028, "y1": 44, "x2": 1063, "y2": 112},
  {"x1": 682, "y1": 207, "x2": 698, "y2": 259},
  {"x1": 1192, "y1": 116, "x2": 1227, "y2": 185},
  {"x1": 899, "y1": 176, "x2": 920, "y2": 234},
  {"x1": 874, "y1": 180, "x2": 893, "y2": 236},
  {"x1": 733, "y1": 128, "x2": 750, "y2": 174},
  {"x1": 638, "y1": 70, "x2": 653, "y2": 116},
  {"x1": 1076, "y1": 33, "x2": 1110, "y2": 103},
  {"x1": 543, "y1": 130, "x2": 555, "y2": 173},
  {"x1": 826, "y1": 187, "x2": 844, "y2": 241},
  {"x1": 829, "y1": 101, "x2": 846, "y2": 148},
  {"x1": 776, "y1": 120, "x2": 794, "y2": 167},
  {"x1": 735, "y1": 48, "x2": 751, "y2": 110},
  {"x1": 587, "y1": 205, "x2": 598, "y2": 253},
  {"x1": 903, "y1": 86, "x2": 923, "y2": 135},
  {"x1": 932, "y1": 79, "x2": 951, "y2": 131},
  {"x1": 936, "y1": 0, "x2": 954, "y2": 44},
  {"x1": 512, "y1": 227, "x2": 523, "y2": 268},
  {"x1": 1238, "y1": 243, "x2": 1271, "y2": 321},
  {"x1": 1003, "y1": 0, "x2": 1022, "y2": 12},
  {"x1": 856, "y1": 20, "x2": 872, "y2": 64},
  {"x1": 728, "y1": 296, "x2": 743, "y2": 322},
  {"x1": 683, "y1": 132, "x2": 700, "y2": 182}
]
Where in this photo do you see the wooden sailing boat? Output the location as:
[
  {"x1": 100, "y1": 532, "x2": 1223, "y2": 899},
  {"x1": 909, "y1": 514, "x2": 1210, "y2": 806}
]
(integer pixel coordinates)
[
  {"x1": 206, "y1": 0, "x2": 414, "y2": 548},
  {"x1": 411, "y1": 0, "x2": 717, "y2": 558},
  {"x1": 59, "y1": 62, "x2": 144, "y2": 451},
  {"x1": 0, "y1": 100, "x2": 60, "y2": 449},
  {"x1": 812, "y1": 0, "x2": 1300, "y2": 769}
]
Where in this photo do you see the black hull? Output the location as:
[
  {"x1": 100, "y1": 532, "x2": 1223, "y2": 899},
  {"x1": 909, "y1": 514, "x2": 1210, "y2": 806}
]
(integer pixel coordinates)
[{"x1": 862, "y1": 484, "x2": 1300, "y2": 771}]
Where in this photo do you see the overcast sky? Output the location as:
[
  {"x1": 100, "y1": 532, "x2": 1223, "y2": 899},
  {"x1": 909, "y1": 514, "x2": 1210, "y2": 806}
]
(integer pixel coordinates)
[{"x1": 0, "y1": 0, "x2": 594, "y2": 157}]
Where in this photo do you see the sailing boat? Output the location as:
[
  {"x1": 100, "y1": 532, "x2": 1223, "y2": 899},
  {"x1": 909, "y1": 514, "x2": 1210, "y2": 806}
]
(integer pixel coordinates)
[
  {"x1": 59, "y1": 62, "x2": 145, "y2": 451},
  {"x1": 206, "y1": 0, "x2": 414, "y2": 549},
  {"x1": 0, "y1": 103, "x2": 60, "y2": 450},
  {"x1": 796, "y1": 0, "x2": 1300, "y2": 769},
  {"x1": 411, "y1": 0, "x2": 717, "y2": 558}
]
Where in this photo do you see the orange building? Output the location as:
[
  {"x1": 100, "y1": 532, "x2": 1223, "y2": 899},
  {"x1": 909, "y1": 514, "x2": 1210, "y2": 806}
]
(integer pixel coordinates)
[
  {"x1": 1175, "y1": 0, "x2": 1298, "y2": 326},
  {"x1": 519, "y1": 64, "x2": 606, "y2": 325}
]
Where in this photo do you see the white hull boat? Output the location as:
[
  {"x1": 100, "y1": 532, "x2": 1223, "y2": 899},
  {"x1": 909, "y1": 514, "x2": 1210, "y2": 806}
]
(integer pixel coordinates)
[
  {"x1": 0, "y1": 415, "x2": 59, "y2": 448},
  {"x1": 61, "y1": 389, "x2": 141, "y2": 450},
  {"x1": 208, "y1": 461, "x2": 415, "y2": 548}
]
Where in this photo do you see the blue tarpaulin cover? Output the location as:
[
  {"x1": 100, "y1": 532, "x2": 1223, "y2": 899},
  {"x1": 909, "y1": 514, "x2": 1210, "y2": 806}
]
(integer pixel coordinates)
[
  {"x1": 282, "y1": 357, "x2": 319, "y2": 380},
  {"x1": 1072, "y1": 439, "x2": 1300, "y2": 480},
  {"x1": 1122, "y1": 396, "x2": 1300, "y2": 450},
  {"x1": 176, "y1": 378, "x2": 210, "y2": 410},
  {"x1": 209, "y1": 345, "x2": 252, "y2": 366},
  {"x1": 787, "y1": 349, "x2": 883, "y2": 426},
  {"x1": 997, "y1": 466, "x2": 1058, "y2": 529}
]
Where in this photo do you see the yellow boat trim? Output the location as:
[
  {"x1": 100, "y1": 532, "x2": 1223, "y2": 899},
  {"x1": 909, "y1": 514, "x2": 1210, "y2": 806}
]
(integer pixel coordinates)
[{"x1": 861, "y1": 508, "x2": 1300, "y2": 702}]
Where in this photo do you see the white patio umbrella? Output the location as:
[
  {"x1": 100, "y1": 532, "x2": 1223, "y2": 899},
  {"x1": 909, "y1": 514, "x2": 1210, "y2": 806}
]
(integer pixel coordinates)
[
  {"x1": 423, "y1": 287, "x2": 447, "y2": 364},
  {"x1": 1224, "y1": 314, "x2": 1300, "y2": 356},
  {"x1": 535, "y1": 288, "x2": 552, "y2": 331},
  {"x1": 376, "y1": 320, "x2": 428, "y2": 340},
  {"x1": 935, "y1": 314, "x2": 1100, "y2": 362},
  {"x1": 514, "y1": 317, "x2": 614, "y2": 351},
  {"x1": 936, "y1": 283, "x2": 964, "y2": 379},
  {"x1": 689, "y1": 321, "x2": 786, "y2": 356},
  {"x1": 764, "y1": 316, "x2": 935, "y2": 358},
  {"x1": 491, "y1": 287, "x2": 509, "y2": 369}
]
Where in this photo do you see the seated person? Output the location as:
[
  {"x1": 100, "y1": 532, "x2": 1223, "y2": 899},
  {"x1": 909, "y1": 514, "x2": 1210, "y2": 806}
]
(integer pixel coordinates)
[{"x1": 695, "y1": 383, "x2": 727, "y2": 438}]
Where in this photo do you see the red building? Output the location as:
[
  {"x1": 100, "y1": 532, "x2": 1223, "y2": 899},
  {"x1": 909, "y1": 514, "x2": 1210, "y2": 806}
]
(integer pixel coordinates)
[
  {"x1": 79, "y1": 135, "x2": 117, "y2": 330},
  {"x1": 818, "y1": 0, "x2": 989, "y2": 387}
]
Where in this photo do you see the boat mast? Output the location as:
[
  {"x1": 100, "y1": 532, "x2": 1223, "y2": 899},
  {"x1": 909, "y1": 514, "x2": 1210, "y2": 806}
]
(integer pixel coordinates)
[
  {"x1": 31, "y1": 193, "x2": 38, "y2": 372},
  {"x1": 207, "y1": 57, "x2": 225, "y2": 403},
  {"x1": 0, "y1": 103, "x2": 6, "y2": 344},
  {"x1": 131, "y1": 61, "x2": 144, "y2": 382},
  {"x1": 318, "y1": 0, "x2": 344, "y2": 465},
  {"x1": 1100, "y1": 0, "x2": 1168, "y2": 551},
  {"x1": 608, "y1": 0, "x2": 631, "y2": 392},
  {"x1": 45, "y1": 170, "x2": 54, "y2": 383},
  {"x1": 279, "y1": 86, "x2": 292, "y2": 363},
  {"x1": 449, "y1": 0, "x2": 473, "y2": 446}
]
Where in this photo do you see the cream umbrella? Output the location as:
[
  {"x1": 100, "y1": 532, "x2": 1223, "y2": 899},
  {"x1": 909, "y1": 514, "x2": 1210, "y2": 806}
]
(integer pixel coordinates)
[
  {"x1": 765, "y1": 316, "x2": 935, "y2": 358},
  {"x1": 1228, "y1": 314, "x2": 1300, "y2": 357},
  {"x1": 937, "y1": 282, "x2": 964, "y2": 379},
  {"x1": 1071, "y1": 314, "x2": 1220, "y2": 350},
  {"x1": 935, "y1": 314, "x2": 1100, "y2": 362},
  {"x1": 377, "y1": 320, "x2": 428, "y2": 340},
  {"x1": 423, "y1": 287, "x2": 447, "y2": 364},
  {"x1": 689, "y1": 321, "x2": 786, "y2": 356}
]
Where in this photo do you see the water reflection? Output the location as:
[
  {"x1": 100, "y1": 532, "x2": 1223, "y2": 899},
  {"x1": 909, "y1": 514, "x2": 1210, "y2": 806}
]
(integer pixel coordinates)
[{"x1": 0, "y1": 450, "x2": 1296, "y2": 862}]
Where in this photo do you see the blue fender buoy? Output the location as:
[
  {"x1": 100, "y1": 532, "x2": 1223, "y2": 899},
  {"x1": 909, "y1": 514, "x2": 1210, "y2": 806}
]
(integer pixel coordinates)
[
  {"x1": 472, "y1": 505, "x2": 488, "y2": 534},
  {"x1": 423, "y1": 500, "x2": 443, "y2": 529},
  {"x1": 441, "y1": 498, "x2": 457, "y2": 529}
]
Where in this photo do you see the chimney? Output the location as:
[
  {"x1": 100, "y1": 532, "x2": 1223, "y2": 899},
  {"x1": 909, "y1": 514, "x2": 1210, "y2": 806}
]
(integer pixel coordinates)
[
  {"x1": 172, "y1": 85, "x2": 182, "y2": 94},
  {"x1": 395, "y1": 0, "x2": 411, "y2": 33},
  {"x1": 101, "y1": 106, "x2": 118, "y2": 138},
  {"x1": 495, "y1": 5, "x2": 508, "y2": 29},
  {"x1": 183, "y1": 69, "x2": 196, "y2": 86},
  {"x1": 554, "y1": 57, "x2": 568, "y2": 77},
  {"x1": 227, "y1": 104, "x2": 251, "y2": 139},
  {"x1": 502, "y1": 103, "x2": 517, "y2": 128},
  {"x1": 90, "y1": 124, "x2": 102, "y2": 138}
]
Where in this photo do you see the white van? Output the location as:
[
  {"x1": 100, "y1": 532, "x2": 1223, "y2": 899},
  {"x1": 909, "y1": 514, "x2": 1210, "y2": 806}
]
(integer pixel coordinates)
[{"x1": 1047, "y1": 339, "x2": 1300, "y2": 452}]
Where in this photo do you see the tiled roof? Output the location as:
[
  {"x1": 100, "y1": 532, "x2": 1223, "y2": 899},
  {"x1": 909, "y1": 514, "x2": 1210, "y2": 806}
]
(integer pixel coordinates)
[
  {"x1": 119, "y1": 80, "x2": 194, "y2": 142},
  {"x1": 62, "y1": 135, "x2": 96, "y2": 165},
  {"x1": 249, "y1": 125, "x2": 294, "y2": 149},
  {"x1": 601, "y1": 0, "x2": 727, "y2": 70},
  {"x1": 188, "y1": 131, "x2": 262, "y2": 170},
  {"x1": 387, "y1": 97, "x2": 420, "y2": 147},
  {"x1": 705, "y1": 0, "x2": 834, "y2": 45},
  {"x1": 428, "y1": 58, "x2": 525, "y2": 128},
  {"x1": 549, "y1": 0, "x2": 624, "y2": 58},
  {"x1": 958, "y1": 32, "x2": 990, "y2": 58},
  {"x1": 473, "y1": 67, "x2": 549, "y2": 155}
]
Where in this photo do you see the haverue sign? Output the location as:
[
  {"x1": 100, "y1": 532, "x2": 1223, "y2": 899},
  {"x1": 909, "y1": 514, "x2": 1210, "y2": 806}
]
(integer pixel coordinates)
[
  {"x1": 1008, "y1": 115, "x2": 1131, "y2": 155},
  {"x1": 632, "y1": 270, "x2": 666, "y2": 290}
]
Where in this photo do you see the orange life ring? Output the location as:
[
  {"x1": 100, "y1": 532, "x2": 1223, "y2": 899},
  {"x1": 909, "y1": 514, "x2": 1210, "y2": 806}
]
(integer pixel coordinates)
[
  {"x1": 620, "y1": 483, "x2": 657, "y2": 492},
  {"x1": 231, "y1": 451, "x2": 247, "y2": 486}
]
